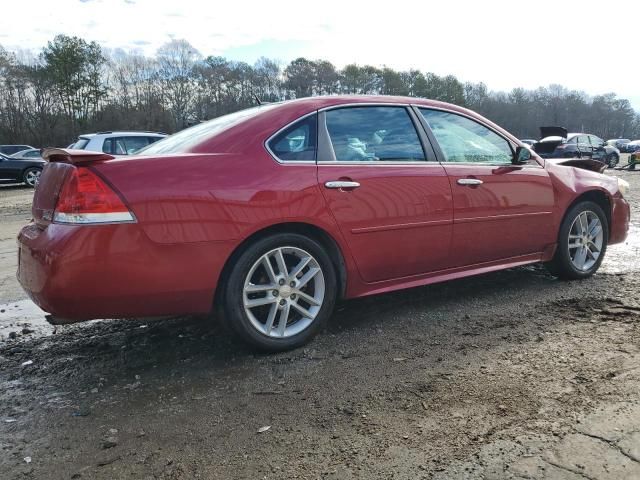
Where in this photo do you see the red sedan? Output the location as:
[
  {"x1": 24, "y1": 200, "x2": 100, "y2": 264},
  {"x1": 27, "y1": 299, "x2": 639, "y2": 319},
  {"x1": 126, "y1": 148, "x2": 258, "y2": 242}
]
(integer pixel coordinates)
[{"x1": 17, "y1": 96, "x2": 630, "y2": 350}]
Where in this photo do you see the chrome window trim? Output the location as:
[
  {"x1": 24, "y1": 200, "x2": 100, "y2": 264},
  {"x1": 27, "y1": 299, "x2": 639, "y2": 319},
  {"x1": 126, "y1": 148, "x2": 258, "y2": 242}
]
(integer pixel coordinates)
[
  {"x1": 317, "y1": 102, "x2": 412, "y2": 112},
  {"x1": 317, "y1": 161, "x2": 447, "y2": 167},
  {"x1": 264, "y1": 111, "x2": 318, "y2": 164}
]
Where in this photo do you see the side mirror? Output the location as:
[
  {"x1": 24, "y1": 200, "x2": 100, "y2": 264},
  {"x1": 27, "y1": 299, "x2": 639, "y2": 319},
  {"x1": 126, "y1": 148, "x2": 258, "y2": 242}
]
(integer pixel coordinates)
[{"x1": 513, "y1": 145, "x2": 531, "y2": 165}]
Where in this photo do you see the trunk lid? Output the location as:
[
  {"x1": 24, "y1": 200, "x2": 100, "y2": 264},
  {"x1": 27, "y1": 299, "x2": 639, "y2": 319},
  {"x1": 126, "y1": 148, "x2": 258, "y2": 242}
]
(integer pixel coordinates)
[{"x1": 539, "y1": 126, "x2": 568, "y2": 139}]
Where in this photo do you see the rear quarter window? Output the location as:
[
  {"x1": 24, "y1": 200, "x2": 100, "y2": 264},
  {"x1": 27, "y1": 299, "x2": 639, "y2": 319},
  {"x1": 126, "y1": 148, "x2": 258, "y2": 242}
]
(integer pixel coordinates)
[
  {"x1": 72, "y1": 138, "x2": 90, "y2": 150},
  {"x1": 268, "y1": 114, "x2": 317, "y2": 161}
]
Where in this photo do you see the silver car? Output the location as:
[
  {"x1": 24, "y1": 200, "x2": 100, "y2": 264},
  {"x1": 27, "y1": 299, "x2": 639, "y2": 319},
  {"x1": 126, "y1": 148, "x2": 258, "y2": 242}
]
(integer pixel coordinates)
[{"x1": 70, "y1": 131, "x2": 167, "y2": 156}]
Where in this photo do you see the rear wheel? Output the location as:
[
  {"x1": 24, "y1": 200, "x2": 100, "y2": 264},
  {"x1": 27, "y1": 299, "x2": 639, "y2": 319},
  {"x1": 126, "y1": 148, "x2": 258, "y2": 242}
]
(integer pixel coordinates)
[
  {"x1": 545, "y1": 201, "x2": 608, "y2": 279},
  {"x1": 23, "y1": 167, "x2": 41, "y2": 187},
  {"x1": 223, "y1": 233, "x2": 337, "y2": 351}
]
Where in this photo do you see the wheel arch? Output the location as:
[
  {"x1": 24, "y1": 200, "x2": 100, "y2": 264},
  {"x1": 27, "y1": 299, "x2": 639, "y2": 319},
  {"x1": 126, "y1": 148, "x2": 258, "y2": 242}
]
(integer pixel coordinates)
[
  {"x1": 565, "y1": 189, "x2": 612, "y2": 237},
  {"x1": 213, "y1": 222, "x2": 348, "y2": 312}
]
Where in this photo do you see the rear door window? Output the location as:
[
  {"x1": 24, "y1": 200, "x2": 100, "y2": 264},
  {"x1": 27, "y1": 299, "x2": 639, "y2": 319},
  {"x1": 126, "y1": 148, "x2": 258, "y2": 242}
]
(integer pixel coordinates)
[
  {"x1": 325, "y1": 107, "x2": 425, "y2": 162},
  {"x1": 103, "y1": 137, "x2": 152, "y2": 155}
]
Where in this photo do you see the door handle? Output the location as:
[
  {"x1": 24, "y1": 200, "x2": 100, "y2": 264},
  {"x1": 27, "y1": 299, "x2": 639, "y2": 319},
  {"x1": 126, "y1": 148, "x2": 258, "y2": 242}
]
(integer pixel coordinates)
[
  {"x1": 457, "y1": 178, "x2": 483, "y2": 186},
  {"x1": 325, "y1": 181, "x2": 361, "y2": 189}
]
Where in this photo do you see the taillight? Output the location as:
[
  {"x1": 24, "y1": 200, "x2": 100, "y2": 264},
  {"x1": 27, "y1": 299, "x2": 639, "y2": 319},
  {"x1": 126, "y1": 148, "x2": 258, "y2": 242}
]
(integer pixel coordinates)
[{"x1": 53, "y1": 167, "x2": 135, "y2": 224}]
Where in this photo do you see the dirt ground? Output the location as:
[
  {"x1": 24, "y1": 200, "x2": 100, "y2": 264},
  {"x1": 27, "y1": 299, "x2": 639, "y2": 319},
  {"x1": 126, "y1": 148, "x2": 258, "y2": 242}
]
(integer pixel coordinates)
[{"x1": 1, "y1": 166, "x2": 639, "y2": 480}]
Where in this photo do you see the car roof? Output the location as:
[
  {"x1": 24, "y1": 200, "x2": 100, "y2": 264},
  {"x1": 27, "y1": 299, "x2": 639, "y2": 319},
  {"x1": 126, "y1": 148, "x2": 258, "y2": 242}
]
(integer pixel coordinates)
[
  {"x1": 13, "y1": 148, "x2": 39, "y2": 155},
  {"x1": 140, "y1": 95, "x2": 523, "y2": 156},
  {"x1": 264, "y1": 94, "x2": 470, "y2": 111}
]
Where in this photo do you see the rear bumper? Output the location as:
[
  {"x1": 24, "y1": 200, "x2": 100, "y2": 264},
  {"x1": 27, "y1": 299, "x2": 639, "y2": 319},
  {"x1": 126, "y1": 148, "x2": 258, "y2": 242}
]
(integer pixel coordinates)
[
  {"x1": 17, "y1": 222, "x2": 233, "y2": 321},
  {"x1": 609, "y1": 194, "x2": 630, "y2": 245}
]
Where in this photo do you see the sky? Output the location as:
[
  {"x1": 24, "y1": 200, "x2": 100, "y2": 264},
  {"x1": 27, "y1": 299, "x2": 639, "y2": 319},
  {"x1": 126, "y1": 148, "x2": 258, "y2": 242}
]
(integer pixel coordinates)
[{"x1": 4, "y1": 0, "x2": 640, "y2": 109}]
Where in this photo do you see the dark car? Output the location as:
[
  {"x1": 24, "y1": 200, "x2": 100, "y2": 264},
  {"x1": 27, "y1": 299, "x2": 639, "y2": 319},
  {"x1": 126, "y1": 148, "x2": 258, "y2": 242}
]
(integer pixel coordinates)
[
  {"x1": 16, "y1": 96, "x2": 630, "y2": 351},
  {"x1": 533, "y1": 127, "x2": 620, "y2": 167},
  {"x1": 0, "y1": 152, "x2": 45, "y2": 187},
  {"x1": 0, "y1": 144, "x2": 35, "y2": 156},
  {"x1": 625, "y1": 140, "x2": 640, "y2": 153},
  {"x1": 606, "y1": 138, "x2": 630, "y2": 151}
]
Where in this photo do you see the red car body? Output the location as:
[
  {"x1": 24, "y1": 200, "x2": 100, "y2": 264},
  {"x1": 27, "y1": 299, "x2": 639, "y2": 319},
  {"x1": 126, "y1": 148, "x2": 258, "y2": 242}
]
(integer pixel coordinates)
[{"x1": 17, "y1": 96, "x2": 630, "y2": 323}]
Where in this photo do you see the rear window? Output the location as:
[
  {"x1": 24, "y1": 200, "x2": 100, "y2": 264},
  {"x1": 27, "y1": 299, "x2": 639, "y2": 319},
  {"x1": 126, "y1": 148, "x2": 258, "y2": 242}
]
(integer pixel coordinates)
[
  {"x1": 102, "y1": 136, "x2": 155, "y2": 155},
  {"x1": 139, "y1": 105, "x2": 278, "y2": 155},
  {"x1": 72, "y1": 138, "x2": 90, "y2": 150}
]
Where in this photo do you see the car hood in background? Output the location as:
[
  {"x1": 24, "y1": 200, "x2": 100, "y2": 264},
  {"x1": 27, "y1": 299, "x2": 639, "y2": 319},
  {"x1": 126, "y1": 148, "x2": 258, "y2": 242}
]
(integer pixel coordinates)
[{"x1": 539, "y1": 126, "x2": 568, "y2": 139}]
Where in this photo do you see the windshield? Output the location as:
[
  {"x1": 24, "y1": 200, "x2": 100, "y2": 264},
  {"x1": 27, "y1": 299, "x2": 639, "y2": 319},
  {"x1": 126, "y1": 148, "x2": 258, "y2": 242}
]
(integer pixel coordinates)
[{"x1": 138, "y1": 104, "x2": 278, "y2": 155}]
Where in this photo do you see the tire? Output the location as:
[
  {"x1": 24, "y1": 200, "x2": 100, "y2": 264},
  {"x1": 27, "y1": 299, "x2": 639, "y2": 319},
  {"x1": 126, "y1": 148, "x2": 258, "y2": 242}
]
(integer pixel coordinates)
[
  {"x1": 23, "y1": 167, "x2": 42, "y2": 188},
  {"x1": 223, "y1": 233, "x2": 337, "y2": 351},
  {"x1": 545, "y1": 201, "x2": 608, "y2": 280},
  {"x1": 607, "y1": 153, "x2": 619, "y2": 168}
]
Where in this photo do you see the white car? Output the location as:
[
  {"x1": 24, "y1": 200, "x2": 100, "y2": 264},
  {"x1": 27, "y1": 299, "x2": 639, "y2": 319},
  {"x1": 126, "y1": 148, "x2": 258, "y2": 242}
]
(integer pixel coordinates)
[{"x1": 70, "y1": 131, "x2": 167, "y2": 156}]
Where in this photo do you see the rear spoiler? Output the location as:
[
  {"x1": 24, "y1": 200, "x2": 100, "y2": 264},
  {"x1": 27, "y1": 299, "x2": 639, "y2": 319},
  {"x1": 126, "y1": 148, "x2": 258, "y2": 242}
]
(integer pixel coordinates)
[{"x1": 42, "y1": 148, "x2": 115, "y2": 165}]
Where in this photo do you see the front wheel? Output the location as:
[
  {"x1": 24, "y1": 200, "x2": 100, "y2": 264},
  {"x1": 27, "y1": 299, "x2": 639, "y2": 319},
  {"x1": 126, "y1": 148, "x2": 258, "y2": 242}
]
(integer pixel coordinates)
[
  {"x1": 223, "y1": 233, "x2": 337, "y2": 351},
  {"x1": 607, "y1": 153, "x2": 619, "y2": 168},
  {"x1": 545, "y1": 201, "x2": 608, "y2": 280},
  {"x1": 23, "y1": 167, "x2": 41, "y2": 187}
]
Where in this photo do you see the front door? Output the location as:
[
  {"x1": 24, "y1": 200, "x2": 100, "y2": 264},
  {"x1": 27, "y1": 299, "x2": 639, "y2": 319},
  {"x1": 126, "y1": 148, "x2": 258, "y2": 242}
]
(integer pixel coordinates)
[
  {"x1": 589, "y1": 135, "x2": 607, "y2": 162},
  {"x1": 416, "y1": 107, "x2": 556, "y2": 267},
  {"x1": 317, "y1": 105, "x2": 453, "y2": 282}
]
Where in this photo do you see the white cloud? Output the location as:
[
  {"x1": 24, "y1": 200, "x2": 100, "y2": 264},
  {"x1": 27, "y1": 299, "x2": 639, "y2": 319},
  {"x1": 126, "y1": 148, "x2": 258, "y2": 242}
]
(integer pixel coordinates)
[{"x1": 3, "y1": 0, "x2": 640, "y2": 107}]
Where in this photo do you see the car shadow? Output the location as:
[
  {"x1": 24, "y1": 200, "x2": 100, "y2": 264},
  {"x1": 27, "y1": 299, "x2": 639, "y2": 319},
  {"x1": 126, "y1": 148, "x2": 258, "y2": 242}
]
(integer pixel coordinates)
[
  {"x1": 0, "y1": 264, "x2": 564, "y2": 388},
  {"x1": 0, "y1": 182, "x2": 30, "y2": 190}
]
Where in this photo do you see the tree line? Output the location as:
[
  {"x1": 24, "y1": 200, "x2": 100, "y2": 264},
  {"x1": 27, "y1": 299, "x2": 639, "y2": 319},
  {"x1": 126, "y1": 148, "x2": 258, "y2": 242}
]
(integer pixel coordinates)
[{"x1": 1, "y1": 35, "x2": 639, "y2": 148}]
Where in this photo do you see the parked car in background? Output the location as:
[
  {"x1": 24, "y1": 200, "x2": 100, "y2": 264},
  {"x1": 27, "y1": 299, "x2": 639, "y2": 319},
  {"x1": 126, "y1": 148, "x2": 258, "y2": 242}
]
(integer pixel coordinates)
[
  {"x1": 520, "y1": 138, "x2": 537, "y2": 146},
  {"x1": 69, "y1": 131, "x2": 167, "y2": 155},
  {"x1": 625, "y1": 140, "x2": 640, "y2": 153},
  {"x1": 533, "y1": 127, "x2": 620, "y2": 167},
  {"x1": 11, "y1": 148, "x2": 43, "y2": 160},
  {"x1": 606, "y1": 138, "x2": 630, "y2": 151},
  {"x1": 0, "y1": 152, "x2": 44, "y2": 187},
  {"x1": 0, "y1": 144, "x2": 35, "y2": 156},
  {"x1": 17, "y1": 96, "x2": 631, "y2": 351}
]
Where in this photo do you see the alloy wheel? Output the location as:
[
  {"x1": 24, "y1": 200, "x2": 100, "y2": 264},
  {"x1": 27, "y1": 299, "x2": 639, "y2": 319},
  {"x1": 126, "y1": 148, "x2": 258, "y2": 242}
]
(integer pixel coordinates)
[
  {"x1": 25, "y1": 169, "x2": 41, "y2": 187},
  {"x1": 243, "y1": 246, "x2": 325, "y2": 338},
  {"x1": 568, "y1": 211, "x2": 604, "y2": 271}
]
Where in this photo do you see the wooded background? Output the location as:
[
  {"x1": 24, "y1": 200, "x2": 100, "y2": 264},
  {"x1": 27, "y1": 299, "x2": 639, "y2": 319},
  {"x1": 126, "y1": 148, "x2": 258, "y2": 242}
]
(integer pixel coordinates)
[{"x1": 1, "y1": 35, "x2": 638, "y2": 147}]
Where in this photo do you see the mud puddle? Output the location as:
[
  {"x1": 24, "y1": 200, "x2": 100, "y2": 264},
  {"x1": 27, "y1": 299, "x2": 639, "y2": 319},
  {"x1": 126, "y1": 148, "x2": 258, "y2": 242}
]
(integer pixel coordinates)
[{"x1": 601, "y1": 223, "x2": 640, "y2": 274}]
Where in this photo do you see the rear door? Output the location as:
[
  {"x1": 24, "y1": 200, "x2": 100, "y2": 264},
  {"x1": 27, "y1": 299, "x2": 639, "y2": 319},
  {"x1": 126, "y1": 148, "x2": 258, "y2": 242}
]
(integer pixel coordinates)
[
  {"x1": 316, "y1": 105, "x2": 453, "y2": 282},
  {"x1": 416, "y1": 107, "x2": 556, "y2": 267},
  {"x1": 577, "y1": 135, "x2": 593, "y2": 158}
]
